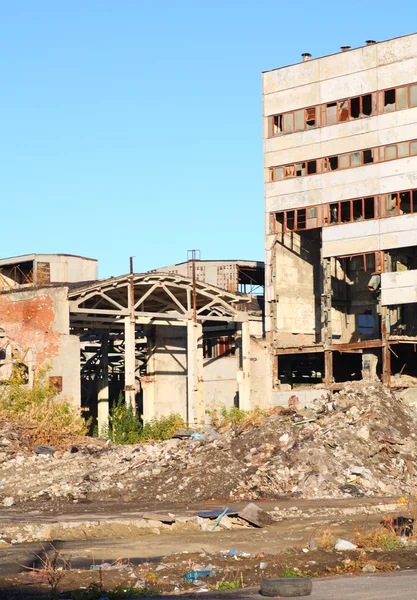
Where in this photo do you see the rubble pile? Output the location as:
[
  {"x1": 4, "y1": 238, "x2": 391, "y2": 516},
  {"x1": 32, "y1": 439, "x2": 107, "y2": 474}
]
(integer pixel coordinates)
[{"x1": 0, "y1": 383, "x2": 416, "y2": 507}]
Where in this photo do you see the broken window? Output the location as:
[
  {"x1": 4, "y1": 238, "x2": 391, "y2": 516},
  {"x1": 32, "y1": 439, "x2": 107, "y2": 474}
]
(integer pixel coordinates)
[
  {"x1": 286, "y1": 211, "x2": 295, "y2": 230},
  {"x1": 362, "y1": 94, "x2": 372, "y2": 116},
  {"x1": 307, "y1": 160, "x2": 317, "y2": 174},
  {"x1": 305, "y1": 107, "x2": 316, "y2": 128},
  {"x1": 353, "y1": 199, "x2": 363, "y2": 220},
  {"x1": 413, "y1": 190, "x2": 417, "y2": 213},
  {"x1": 351, "y1": 151, "x2": 361, "y2": 167},
  {"x1": 364, "y1": 197, "x2": 375, "y2": 219},
  {"x1": 296, "y1": 208, "x2": 307, "y2": 229},
  {"x1": 273, "y1": 115, "x2": 282, "y2": 135},
  {"x1": 350, "y1": 96, "x2": 360, "y2": 119},
  {"x1": 330, "y1": 203, "x2": 339, "y2": 223},
  {"x1": 326, "y1": 102, "x2": 337, "y2": 125},
  {"x1": 341, "y1": 201, "x2": 351, "y2": 222},
  {"x1": 362, "y1": 149, "x2": 374, "y2": 164},
  {"x1": 295, "y1": 163, "x2": 305, "y2": 177},
  {"x1": 384, "y1": 89, "x2": 396, "y2": 112},
  {"x1": 328, "y1": 156, "x2": 338, "y2": 171},
  {"x1": 400, "y1": 191, "x2": 412, "y2": 213},
  {"x1": 338, "y1": 100, "x2": 349, "y2": 122}
]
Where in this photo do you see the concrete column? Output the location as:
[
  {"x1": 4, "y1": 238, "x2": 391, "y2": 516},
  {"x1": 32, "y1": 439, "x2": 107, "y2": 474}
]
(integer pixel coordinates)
[
  {"x1": 187, "y1": 321, "x2": 203, "y2": 425},
  {"x1": 238, "y1": 321, "x2": 251, "y2": 410},
  {"x1": 321, "y1": 256, "x2": 334, "y2": 384},
  {"x1": 124, "y1": 316, "x2": 136, "y2": 411},
  {"x1": 142, "y1": 326, "x2": 156, "y2": 422},
  {"x1": 97, "y1": 334, "x2": 109, "y2": 435}
]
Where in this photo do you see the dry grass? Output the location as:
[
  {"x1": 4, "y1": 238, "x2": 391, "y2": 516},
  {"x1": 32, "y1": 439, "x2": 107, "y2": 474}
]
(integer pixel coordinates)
[{"x1": 354, "y1": 525, "x2": 406, "y2": 550}]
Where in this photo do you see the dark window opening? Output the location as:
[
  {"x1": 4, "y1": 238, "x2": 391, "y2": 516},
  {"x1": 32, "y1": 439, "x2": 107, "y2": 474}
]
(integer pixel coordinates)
[
  {"x1": 273, "y1": 115, "x2": 282, "y2": 134},
  {"x1": 278, "y1": 353, "x2": 324, "y2": 386},
  {"x1": 329, "y1": 156, "x2": 339, "y2": 171},
  {"x1": 384, "y1": 89, "x2": 396, "y2": 111},
  {"x1": 334, "y1": 352, "x2": 362, "y2": 383},
  {"x1": 307, "y1": 160, "x2": 317, "y2": 174},
  {"x1": 400, "y1": 191, "x2": 412, "y2": 214},
  {"x1": 286, "y1": 211, "x2": 295, "y2": 230},
  {"x1": 353, "y1": 199, "x2": 363, "y2": 220},
  {"x1": 363, "y1": 149, "x2": 374, "y2": 164},
  {"x1": 362, "y1": 94, "x2": 372, "y2": 116},
  {"x1": 364, "y1": 197, "x2": 375, "y2": 219},
  {"x1": 330, "y1": 204, "x2": 339, "y2": 223},
  {"x1": 341, "y1": 201, "x2": 351, "y2": 222},
  {"x1": 413, "y1": 190, "x2": 417, "y2": 213},
  {"x1": 297, "y1": 208, "x2": 307, "y2": 229},
  {"x1": 350, "y1": 96, "x2": 360, "y2": 119}
]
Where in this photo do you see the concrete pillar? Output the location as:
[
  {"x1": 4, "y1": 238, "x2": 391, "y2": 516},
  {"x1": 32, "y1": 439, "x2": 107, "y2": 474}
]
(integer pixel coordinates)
[
  {"x1": 321, "y1": 256, "x2": 334, "y2": 384},
  {"x1": 124, "y1": 316, "x2": 136, "y2": 411},
  {"x1": 142, "y1": 326, "x2": 156, "y2": 422},
  {"x1": 187, "y1": 321, "x2": 203, "y2": 426},
  {"x1": 238, "y1": 321, "x2": 251, "y2": 410},
  {"x1": 97, "y1": 334, "x2": 109, "y2": 435}
]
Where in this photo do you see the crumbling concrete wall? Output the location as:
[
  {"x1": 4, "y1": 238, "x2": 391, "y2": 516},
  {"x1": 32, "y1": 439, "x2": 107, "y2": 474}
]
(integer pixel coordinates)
[{"x1": 0, "y1": 287, "x2": 80, "y2": 405}]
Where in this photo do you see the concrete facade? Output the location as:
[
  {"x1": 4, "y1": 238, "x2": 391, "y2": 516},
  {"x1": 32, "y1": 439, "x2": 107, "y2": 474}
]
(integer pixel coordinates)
[{"x1": 263, "y1": 33, "x2": 417, "y2": 390}]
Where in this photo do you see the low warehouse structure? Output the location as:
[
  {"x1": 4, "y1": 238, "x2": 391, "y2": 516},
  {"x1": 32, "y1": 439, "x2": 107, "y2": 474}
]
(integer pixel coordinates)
[{"x1": 0, "y1": 254, "x2": 268, "y2": 430}]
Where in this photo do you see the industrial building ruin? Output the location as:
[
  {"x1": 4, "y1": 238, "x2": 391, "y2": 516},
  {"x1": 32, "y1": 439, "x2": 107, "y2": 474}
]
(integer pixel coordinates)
[
  {"x1": 0, "y1": 254, "x2": 267, "y2": 430},
  {"x1": 263, "y1": 32, "x2": 417, "y2": 399}
]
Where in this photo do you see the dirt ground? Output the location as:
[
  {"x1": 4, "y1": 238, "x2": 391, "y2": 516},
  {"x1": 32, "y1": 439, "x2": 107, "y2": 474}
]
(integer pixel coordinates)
[
  {"x1": 1, "y1": 545, "x2": 417, "y2": 599},
  {"x1": 0, "y1": 497, "x2": 416, "y2": 599}
]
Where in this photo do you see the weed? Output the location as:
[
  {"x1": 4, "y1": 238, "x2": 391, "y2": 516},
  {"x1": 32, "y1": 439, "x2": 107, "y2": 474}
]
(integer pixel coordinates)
[
  {"x1": 17, "y1": 544, "x2": 71, "y2": 599},
  {"x1": 71, "y1": 582, "x2": 102, "y2": 600},
  {"x1": 283, "y1": 567, "x2": 302, "y2": 578},
  {"x1": 0, "y1": 365, "x2": 88, "y2": 447},
  {"x1": 215, "y1": 573, "x2": 244, "y2": 590},
  {"x1": 108, "y1": 393, "x2": 142, "y2": 444},
  {"x1": 354, "y1": 526, "x2": 405, "y2": 550}
]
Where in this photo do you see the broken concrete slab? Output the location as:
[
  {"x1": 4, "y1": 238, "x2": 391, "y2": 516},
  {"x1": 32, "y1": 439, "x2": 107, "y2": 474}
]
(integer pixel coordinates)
[
  {"x1": 142, "y1": 512, "x2": 175, "y2": 523},
  {"x1": 238, "y1": 502, "x2": 273, "y2": 528}
]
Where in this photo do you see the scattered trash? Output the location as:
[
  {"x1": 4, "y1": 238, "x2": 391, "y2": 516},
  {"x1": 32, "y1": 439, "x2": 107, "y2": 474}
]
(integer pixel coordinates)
[
  {"x1": 183, "y1": 570, "x2": 212, "y2": 582},
  {"x1": 335, "y1": 539, "x2": 358, "y2": 551},
  {"x1": 362, "y1": 564, "x2": 377, "y2": 573},
  {"x1": 220, "y1": 547, "x2": 251, "y2": 558},
  {"x1": 340, "y1": 484, "x2": 362, "y2": 497},
  {"x1": 197, "y1": 509, "x2": 238, "y2": 518},
  {"x1": 383, "y1": 516, "x2": 414, "y2": 537}
]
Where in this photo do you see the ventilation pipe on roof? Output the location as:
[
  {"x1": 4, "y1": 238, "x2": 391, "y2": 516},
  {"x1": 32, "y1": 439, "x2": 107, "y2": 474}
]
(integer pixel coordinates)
[
  {"x1": 301, "y1": 53, "x2": 311, "y2": 62},
  {"x1": 366, "y1": 40, "x2": 376, "y2": 45},
  {"x1": 341, "y1": 46, "x2": 351, "y2": 52}
]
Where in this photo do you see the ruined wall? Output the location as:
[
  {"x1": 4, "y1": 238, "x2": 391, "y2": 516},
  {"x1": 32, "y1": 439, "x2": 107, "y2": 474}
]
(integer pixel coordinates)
[
  {"x1": 0, "y1": 287, "x2": 80, "y2": 405},
  {"x1": 274, "y1": 230, "x2": 321, "y2": 345}
]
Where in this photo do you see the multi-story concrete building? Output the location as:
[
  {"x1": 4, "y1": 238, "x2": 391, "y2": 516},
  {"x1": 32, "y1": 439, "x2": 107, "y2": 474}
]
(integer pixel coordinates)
[{"x1": 263, "y1": 33, "x2": 417, "y2": 396}]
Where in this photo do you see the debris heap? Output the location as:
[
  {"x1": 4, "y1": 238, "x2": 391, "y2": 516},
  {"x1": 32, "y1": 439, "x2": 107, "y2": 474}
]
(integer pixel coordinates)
[{"x1": 0, "y1": 383, "x2": 416, "y2": 507}]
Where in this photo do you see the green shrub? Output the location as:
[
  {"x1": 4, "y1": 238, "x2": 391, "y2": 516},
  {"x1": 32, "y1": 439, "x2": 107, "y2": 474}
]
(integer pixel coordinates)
[
  {"x1": 140, "y1": 413, "x2": 185, "y2": 442},
  {"x1": 108, "y1": 393, "x2": 142, "y2": 444}
]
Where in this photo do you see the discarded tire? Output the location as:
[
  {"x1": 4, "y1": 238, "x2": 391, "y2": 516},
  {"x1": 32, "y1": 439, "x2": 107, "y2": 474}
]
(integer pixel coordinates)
[{"x1": 261, "y1": 577, "x2": 312, "y2": 597}]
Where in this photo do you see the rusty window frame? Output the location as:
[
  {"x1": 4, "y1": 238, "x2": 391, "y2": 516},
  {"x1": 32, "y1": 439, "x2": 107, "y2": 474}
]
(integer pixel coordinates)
[
  {"x1": 275, "y1": 186, "x2": 417, "y2": 234},
  {"x1": 268, "y1": 83, "x2": 417, "y2": 138},
  {"x1": 267, "y1": 136, "x2": 417, "y2": 183}
]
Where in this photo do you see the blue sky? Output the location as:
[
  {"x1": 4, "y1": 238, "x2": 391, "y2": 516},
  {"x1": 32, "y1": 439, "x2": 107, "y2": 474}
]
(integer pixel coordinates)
[{"x1": 1, "y1": 1, "x2": 416, "y2": 277}]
